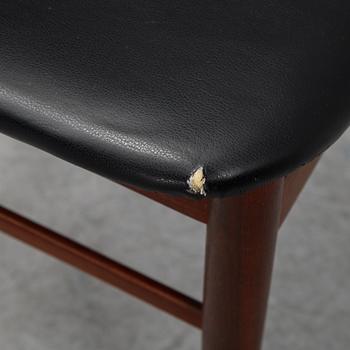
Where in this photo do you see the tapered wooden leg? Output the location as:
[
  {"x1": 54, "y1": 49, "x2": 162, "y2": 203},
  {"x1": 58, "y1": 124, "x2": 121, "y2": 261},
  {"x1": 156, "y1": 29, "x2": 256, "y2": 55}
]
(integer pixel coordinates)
[{"x1": 202, "y1": 179, "x2": 284, "y2": 350}]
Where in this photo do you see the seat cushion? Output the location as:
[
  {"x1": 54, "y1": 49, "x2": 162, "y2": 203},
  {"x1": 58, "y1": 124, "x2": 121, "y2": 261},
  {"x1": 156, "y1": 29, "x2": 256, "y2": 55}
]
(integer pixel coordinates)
[{"x1": 1, "y1": 0, "x2": 349, "y2": 197}]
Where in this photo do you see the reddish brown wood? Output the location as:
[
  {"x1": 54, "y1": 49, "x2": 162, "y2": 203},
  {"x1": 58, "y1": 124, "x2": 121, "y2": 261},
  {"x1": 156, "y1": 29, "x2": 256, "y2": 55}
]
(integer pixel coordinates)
[
  {"x1": 0, "y1": 206, "x2": 202, "y2": 327},
  {"x1": 124, "y1": 157, "x2": 319, "y2": 227},
  {"x1": 202, "y1": 179, "x2": 284, "y2": 350},
  {"x1": 126, "y1": 184, "x2": 209, "y2": 223},
  {"x1": 280, "y1": 157, "x2": 319, "y2": 225},
  {"x1": 0, "y1": 156, "x2": 319, "y2": 338}
]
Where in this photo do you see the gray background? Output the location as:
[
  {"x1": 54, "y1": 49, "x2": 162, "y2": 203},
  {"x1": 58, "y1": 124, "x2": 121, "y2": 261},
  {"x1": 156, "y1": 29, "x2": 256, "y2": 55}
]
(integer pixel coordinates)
[{"x1": 0, "y1": 130, "x2": 349, "y2": 350}]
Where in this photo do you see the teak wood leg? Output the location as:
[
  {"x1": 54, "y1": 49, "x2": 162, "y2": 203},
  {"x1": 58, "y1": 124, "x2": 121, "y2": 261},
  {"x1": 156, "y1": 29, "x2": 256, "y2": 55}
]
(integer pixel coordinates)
[
  {"x1": 202, "y1": 179, "x2": 284, "y2": 350},
  {"x1": 0, "y1": 158, "x2": 319, "y2": 347}
]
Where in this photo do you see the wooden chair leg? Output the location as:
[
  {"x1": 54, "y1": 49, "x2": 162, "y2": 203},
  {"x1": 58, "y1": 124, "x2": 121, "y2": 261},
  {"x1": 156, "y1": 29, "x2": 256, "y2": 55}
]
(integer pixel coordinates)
[{"x1": 202, "y1": 179, "x2": 284, "y2": 350}]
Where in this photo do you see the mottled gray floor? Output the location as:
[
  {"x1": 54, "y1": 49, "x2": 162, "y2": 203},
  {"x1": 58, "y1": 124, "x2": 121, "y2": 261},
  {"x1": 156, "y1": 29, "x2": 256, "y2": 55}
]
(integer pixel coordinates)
[{"x1": 0, "y1": 130, "x2": 349, "y2": 350}]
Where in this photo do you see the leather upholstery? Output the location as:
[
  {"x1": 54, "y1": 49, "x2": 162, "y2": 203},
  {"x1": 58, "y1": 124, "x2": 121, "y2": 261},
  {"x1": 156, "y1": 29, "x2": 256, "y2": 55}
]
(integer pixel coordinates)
[{"x1": 1, "y1": 0, "x2": 349, "y2": 197}]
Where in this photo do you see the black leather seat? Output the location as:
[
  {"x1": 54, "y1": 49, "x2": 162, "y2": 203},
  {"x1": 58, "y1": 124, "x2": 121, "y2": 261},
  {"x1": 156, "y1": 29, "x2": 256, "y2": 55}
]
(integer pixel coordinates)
[{"x1": 1, "y1": 0, "x2": 349, "y2": 196}]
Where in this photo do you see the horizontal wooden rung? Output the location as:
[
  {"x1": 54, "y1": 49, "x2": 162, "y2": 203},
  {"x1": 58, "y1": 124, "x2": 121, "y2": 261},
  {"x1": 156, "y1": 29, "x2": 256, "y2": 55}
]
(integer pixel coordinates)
[{"x1": 0, "y1": 206, "x2": 202, "y2": 328}]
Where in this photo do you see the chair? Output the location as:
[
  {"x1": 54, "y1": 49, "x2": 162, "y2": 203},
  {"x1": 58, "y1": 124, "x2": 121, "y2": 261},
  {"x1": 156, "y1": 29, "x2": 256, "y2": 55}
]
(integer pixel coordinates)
[{"x1": 0, "y1": 1, "x2": 349, "y2": 349}]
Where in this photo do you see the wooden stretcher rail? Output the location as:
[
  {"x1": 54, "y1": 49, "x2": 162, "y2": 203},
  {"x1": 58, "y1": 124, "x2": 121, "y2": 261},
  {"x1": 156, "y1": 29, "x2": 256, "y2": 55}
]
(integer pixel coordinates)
[{"x1": 0, "y1": 206, "x2": 202, "y2": 328}]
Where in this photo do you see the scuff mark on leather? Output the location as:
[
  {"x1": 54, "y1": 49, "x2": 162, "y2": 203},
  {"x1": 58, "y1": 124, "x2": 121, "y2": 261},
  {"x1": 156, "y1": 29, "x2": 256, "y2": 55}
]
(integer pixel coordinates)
[{"x1": 187, "y1": 167, "x2": 206, "y2": 196}]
